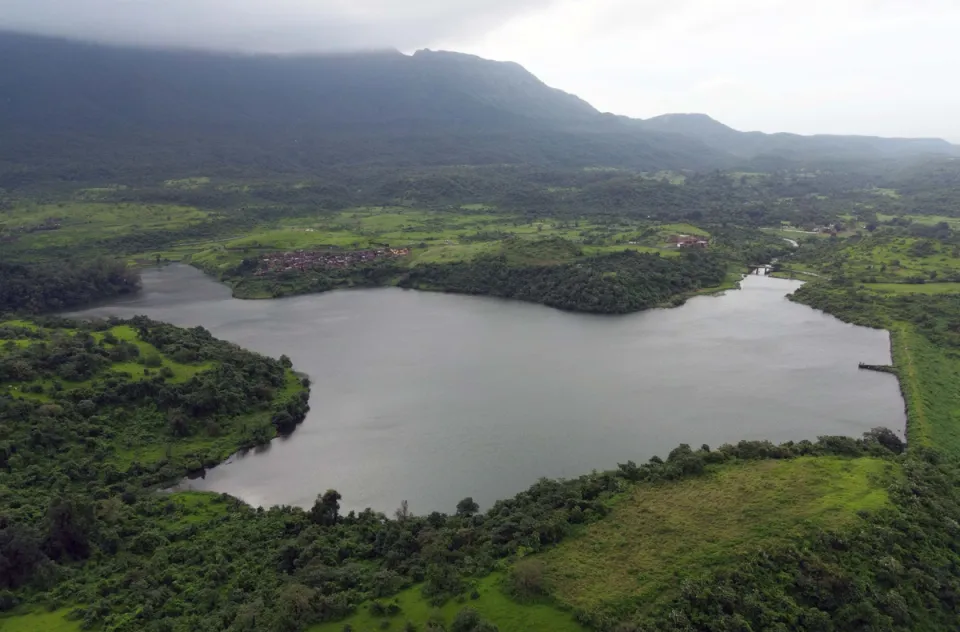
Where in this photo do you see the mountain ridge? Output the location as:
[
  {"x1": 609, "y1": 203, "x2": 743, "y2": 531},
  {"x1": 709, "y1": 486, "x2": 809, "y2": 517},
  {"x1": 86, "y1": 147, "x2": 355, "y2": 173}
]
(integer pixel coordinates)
[{"x1": 0, "y1": 31, "x2": 956, "y2": 186}]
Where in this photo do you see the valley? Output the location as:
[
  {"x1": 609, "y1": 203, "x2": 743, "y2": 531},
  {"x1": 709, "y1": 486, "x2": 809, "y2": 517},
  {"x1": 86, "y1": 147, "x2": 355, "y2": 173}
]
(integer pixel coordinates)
[{"x1": 2, "y1": 29, "x2": 960, "y2": 632}]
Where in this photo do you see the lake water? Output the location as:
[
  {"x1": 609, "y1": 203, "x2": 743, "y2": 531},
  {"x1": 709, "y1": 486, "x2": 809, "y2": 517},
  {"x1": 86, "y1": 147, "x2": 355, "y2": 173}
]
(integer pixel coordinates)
[{"x1": 71, "y1": 265, "x2": 905, "y2": 514}]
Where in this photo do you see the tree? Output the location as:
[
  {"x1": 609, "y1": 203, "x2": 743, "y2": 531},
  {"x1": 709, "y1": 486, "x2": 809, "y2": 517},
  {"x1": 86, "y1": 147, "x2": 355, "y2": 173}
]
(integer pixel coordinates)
[
  {"x1": 44, "y1": 498, "x2": 95, "y2": 561},
  {"x1": 395, "y1": 500, "x2": 411, "y2": 523},
  {"x1": 455, "y1": 497, "x2": 479, "y2": 518},
  {"x1": 864, "y1": 427, "x2": 905, "y2": 454},
  {"x1": 507, "y1": 559, "x2": 547, "y2": 601},
  {"x1": 0, "y1": 520, "x2": 44, "y2": 590},
  {"x1": 311, "y1": 489, "x2": 342, "y2": 526}
]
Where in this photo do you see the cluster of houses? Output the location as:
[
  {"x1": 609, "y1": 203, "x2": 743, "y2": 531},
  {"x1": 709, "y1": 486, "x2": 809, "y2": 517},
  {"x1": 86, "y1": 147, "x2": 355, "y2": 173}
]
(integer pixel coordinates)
[
  {"x1": 0, "y1": 217, "x2": 62, "y2": 242},
  {"x1": 255, "y1": 247, "x2": 410, "y2": 275},
  {"x1": 672, "y1": 234, "x2": 710, "y2": 248}
]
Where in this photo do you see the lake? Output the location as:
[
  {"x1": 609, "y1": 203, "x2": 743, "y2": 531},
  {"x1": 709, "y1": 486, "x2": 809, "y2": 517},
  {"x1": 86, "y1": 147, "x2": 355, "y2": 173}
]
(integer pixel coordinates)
[{"x1": 71, "y1": 265, "x2": 905, "y2": 514}]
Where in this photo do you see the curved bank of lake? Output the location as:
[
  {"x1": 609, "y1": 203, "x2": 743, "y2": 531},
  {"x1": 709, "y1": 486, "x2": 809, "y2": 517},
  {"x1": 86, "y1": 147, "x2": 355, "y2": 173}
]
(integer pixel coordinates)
[{"x1": 71, "y1": 265, "x2": 905, "y2": 514}]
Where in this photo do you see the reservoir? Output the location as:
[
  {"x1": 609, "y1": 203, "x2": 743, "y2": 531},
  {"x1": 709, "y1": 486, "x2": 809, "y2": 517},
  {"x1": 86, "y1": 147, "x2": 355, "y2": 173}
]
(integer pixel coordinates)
[{"x1": 71, "y1": 265, "x2": 905, "y2": 514}]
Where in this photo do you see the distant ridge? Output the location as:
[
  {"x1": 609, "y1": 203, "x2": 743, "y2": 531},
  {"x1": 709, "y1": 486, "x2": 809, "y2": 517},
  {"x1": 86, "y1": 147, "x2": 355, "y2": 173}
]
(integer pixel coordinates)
[
  {"x1": 0, "y1": 31, "x2": 955, "y2": 185},
  {"x1": 634, "y1": 112, "x2": 956, "y2": 161}
]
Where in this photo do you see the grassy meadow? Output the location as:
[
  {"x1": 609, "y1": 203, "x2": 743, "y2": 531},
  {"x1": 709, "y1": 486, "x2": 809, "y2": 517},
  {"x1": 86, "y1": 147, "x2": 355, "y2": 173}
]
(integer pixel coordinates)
[
  {"x1": 0, "y1": 200, "x2": 214, "y2": 256},
  {"x1": 890, "y1": 326, "x2": 960, "y2": 455},
  {"x1": 187, "y1": 207, "x2": 690, "y2": 277},
  {"x1": 539, "y1": 457, "x2": 894, "y2": 617},
  {"x1": 309, "y1": 573, "x2": 583, "y2": 632},
  {"x1": 864, "y1": 282, "x2": 960, "y2": 294},
  {"x1": 0, "y1": 608, "x2": 83, "y2": 632}
]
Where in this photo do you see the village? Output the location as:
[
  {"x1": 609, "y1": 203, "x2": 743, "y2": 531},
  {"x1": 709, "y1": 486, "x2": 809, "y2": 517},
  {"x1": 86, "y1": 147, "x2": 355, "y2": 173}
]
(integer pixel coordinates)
[
  {"x1": 672, "y1": 234, "x2": 710, "y2": 248},
  {"x1": 255, "y1": 247, "x2": 410, "y2": 275}
]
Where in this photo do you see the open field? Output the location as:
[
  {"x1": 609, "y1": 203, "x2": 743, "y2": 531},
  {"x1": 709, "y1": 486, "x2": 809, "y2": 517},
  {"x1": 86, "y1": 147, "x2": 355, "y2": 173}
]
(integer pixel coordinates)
[
  {"x1": 310, "y1": 574, "x2": 582, "y2": 632},
  {"x1": 795, "y1": 235, "x2": 960, "y2": 284},
  {"x1": 865, "y1": 282, "x2": 960, "y2": 294},
  {"x1": 0, "y1": 608, "x2": 82, "y2": 632},
  {"x1": 877, "y1": 212, "x2": 960, "y2": 227},
  {"x1": 187, "y1": 208, "x2": 690, "y2": 276},
  {"x1": 890, "y1": 327, "x2": 960, "y2": 454},
  {"x1": 539, "y1": 456, "x2": 895, "y2": 616},
  {"x1": 0, "y1": 201, "x2": 214, "y2": 254}
]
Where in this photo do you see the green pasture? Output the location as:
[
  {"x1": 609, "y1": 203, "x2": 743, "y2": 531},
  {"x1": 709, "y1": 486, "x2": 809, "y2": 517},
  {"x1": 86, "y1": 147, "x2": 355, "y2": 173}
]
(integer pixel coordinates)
[
  {"x1": 539, "y1": 456, "x2": 894, "y2": 615},
  {"x1": 0, "y1": 608, "x2": 82, "y2": 632},
  {"x1": 0, "y1": 201, "x2": 212, "y2": 254},
  {"x1": 310, "y1": 573, "x2": 582, "y2": 632},
  {"x1": 865, "y1": 282, "x2": 960, "y2": 294}
]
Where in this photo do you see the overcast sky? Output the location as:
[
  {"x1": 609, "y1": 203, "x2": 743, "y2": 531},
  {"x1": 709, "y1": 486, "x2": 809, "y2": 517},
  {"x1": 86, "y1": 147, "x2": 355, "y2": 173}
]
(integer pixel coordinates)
[{"x1": 3, "y1": 0, "x2": 959, "y2": 140}]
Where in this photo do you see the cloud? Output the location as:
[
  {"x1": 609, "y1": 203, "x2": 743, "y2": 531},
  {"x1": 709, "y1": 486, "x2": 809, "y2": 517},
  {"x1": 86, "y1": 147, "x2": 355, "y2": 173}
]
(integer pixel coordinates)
[
  {"x1": 0, "y1": 0, "x2": 559, "y2": 53},
  {"x1": 452, "y1": 0, "x2": 960, "y2": 140},
  {"x1": 3, "y1": 0, "x2": 959, "y2": 140}
]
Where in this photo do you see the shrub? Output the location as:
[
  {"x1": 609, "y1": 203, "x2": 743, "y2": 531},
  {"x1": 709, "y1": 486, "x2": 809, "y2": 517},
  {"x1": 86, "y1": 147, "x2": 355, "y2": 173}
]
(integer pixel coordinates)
[{"x1": 506, "y1": 559, "x2": 547, "y2": 601}]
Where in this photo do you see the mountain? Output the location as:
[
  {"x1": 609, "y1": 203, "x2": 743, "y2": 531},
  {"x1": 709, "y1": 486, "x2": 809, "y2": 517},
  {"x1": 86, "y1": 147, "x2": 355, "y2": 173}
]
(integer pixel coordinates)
[
  {"x1": 0, "y1": 32, "x2": 729, "y2": 186},
  {"x1": 635, "y1": 113, "x2": 958, "y2": 163},
  {"x1": 0, "y1": 32, "x2": 956, "y2": 187}
]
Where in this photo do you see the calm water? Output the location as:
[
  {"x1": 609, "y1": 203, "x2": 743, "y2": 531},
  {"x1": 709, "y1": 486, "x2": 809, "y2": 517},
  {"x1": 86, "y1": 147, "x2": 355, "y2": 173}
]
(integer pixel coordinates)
[{"x1": 71, "y1": 265, "x2": 905, "y2": 514}]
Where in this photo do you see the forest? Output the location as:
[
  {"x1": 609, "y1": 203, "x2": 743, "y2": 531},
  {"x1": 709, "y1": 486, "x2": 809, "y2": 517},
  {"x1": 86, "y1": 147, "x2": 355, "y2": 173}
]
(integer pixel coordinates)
[
  {"x1": 0, "y1": 259, "x2": 140, "y2": 314},
  {"x1": 399, "y1": 249, "x2": 727, "y2": 313}
]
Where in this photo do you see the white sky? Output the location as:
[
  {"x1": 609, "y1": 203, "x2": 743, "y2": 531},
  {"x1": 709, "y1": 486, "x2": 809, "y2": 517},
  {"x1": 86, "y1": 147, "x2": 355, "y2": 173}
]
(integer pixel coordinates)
[{"x1": 3, "y1": 0, "x2": 959, "y2": 140}]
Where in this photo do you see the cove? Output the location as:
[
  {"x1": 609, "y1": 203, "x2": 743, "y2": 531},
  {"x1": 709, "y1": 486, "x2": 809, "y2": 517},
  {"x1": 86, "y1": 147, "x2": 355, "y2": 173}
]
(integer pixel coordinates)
[{"x1": 70, "y1": 265, "x2": 905, "y2": 514}]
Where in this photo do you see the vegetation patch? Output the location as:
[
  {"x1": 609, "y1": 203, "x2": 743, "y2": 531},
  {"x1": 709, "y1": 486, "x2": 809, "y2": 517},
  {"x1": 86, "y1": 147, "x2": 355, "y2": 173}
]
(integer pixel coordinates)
[
  {"x1": 865, "y1": 282, "x2": 960, "y2": 294},
  {"x1": 0, "y1": 608, "x2": 82, "y2": 632},
  {"x1": 540, "y1": 457, "x2": 895, "y2": 616},
  {"x1": 309, "y1": 574, "x2": 582, "y2": 632}
]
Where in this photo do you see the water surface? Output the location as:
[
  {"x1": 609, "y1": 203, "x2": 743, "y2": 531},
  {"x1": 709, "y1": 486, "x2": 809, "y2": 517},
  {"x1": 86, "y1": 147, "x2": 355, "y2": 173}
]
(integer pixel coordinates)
[{"x1": 72, "y1": 265, "x2": 905, "y2": 514}]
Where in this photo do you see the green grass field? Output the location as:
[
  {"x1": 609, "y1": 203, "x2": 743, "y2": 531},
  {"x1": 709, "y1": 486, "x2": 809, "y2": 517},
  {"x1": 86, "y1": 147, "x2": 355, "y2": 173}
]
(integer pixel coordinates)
[
  {"x1": 0, "y1": 201, "x2": 213, "y2": 255},
  {"x1": 0, "y1": 608, "x2": 82, "y2": 632},
  {"x1": 828, "y1": 236, "x2": 960, "y2": 283},
  {"x1": 185, "y1": 207, "x2": 696, "y2": 278},
  {"x1": 309, "y1": 573, "x2": 582, "y2": 632},
  {"x1": 539, "y1": 456, "x2": 895, "y2": 616},
  {"x1": 876, "y1": 212, "x2": 960, "y2": 226},
  {"x1": 890, "y1": 326, "x2": 960, "y2": 454},
  {"x1": 865, "y1": 282, "x2": 960, "y2": 294}
]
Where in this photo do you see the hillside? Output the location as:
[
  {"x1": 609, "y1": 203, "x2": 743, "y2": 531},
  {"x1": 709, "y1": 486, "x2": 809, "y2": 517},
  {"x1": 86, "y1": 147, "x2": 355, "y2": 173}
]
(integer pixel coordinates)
[
  {"x1": 1, "y1": 32, "x2": 957, "y2": 187},
  {"x1": 635, "y1": 113, "x2": 958, "y2": 163},
  {"x1": 0, "y1": 32, "x2": 727, "y2": 185}
]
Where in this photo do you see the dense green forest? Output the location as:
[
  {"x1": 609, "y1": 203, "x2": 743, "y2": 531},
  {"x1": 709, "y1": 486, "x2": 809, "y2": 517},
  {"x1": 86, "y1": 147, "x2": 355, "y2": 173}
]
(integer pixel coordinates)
[
  {"x1": 0, "y1": 259, "x2": 140, "y2": 314},
  {"x1": 399, "y1": 250, "x2": 726, "y2": 313}
]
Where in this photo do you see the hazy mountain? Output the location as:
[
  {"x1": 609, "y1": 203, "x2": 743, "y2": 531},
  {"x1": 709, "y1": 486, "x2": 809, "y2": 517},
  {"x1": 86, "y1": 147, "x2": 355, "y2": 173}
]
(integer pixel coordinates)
[
  {"x1": 0, "y1": 32, "x2": 729, "y2": 185},
  {"x1": 0, "y1": 32, "x2": 955, "y2": 187},
  {"x1": 635, "y1": 113, "x2": 958, "y2": 162}
]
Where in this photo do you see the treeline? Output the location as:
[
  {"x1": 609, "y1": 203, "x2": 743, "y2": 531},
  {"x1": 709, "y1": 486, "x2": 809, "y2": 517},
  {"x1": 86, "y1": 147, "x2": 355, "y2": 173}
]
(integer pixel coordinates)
[
  {"x1": 791, "y1": 282, "x2": 960, "y2": 349},
  {"x1": 0, "y1": 258, "x2": 140, "y2": 314},
  {"x1": 401, "y1": 250, "x2": 727, "y2": 314}
]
